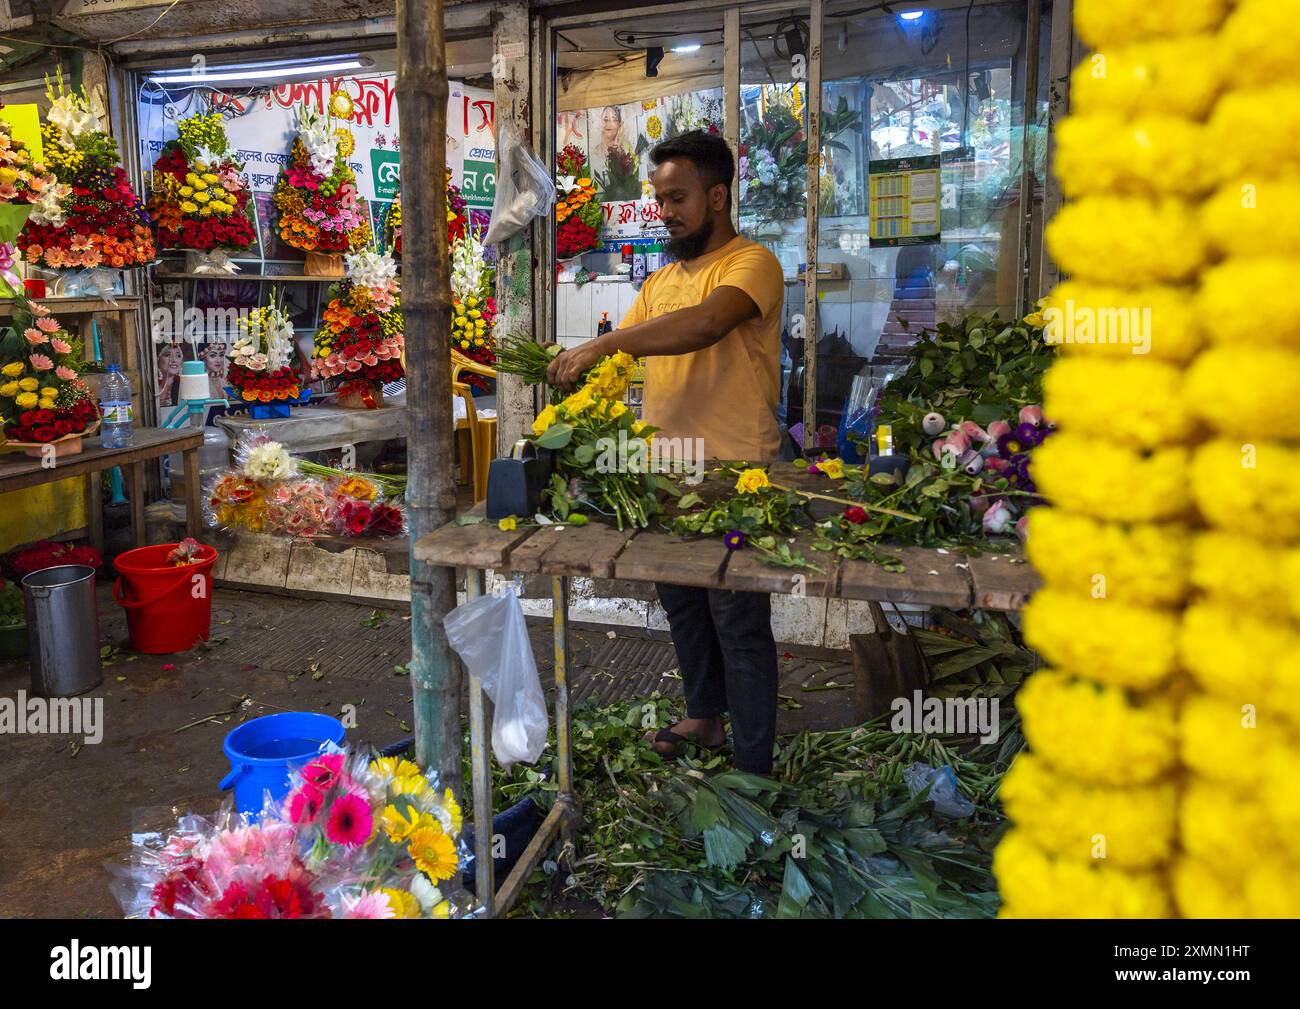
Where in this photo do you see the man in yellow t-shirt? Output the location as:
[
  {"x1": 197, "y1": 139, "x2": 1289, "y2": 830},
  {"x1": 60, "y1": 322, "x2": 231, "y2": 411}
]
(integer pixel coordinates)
[{"x1": 547, "y1": 130, "x2": 785, "y2": 774}]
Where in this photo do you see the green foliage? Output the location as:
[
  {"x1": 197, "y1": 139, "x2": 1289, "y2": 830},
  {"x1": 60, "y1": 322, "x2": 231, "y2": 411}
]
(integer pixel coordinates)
[
  {"x1": 874, "y1": 311, "x2": 1054, "y2": 455},
  {"x1": 668, "y1": 485, "x2": 809, "y2": 538},
  {"x1": 0, "y1": 582, "x2": 23, "y2": 627}
]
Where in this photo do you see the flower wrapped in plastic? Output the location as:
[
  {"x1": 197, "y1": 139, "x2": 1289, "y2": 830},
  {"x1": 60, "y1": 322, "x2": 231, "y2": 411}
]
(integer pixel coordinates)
[
  {"x1": 282, "y1": 748, "x2": 463, "y2": 918},
  {"x1": 264, "y1": 478, "x2": 333, "y2": 538},
  {"x1": 111, "y1": 746, "x2": 465, "y2": 919}
]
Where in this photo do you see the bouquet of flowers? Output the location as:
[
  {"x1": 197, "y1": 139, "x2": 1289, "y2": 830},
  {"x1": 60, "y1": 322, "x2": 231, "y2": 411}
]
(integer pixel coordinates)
[
  {"x1": 331, "y1": 474, "x2": 405, "y2": 537},
  {"x1": 595, "y1": 144, "x2": 641, "y2": 203},
  {"x1": 388, "y1": 192, "x2": 402, "y2": 257},
  {"x1": 311, "y1": 249, "x2": 404, "y2": 408},
  {"x1": 555, "y1": 144, "x2": 602, "y2": 259},
  {"x1": 208, "y1": 433, "x2": 295, "y2": 532},
  {"x1": 149, "y1": 111, "x2": 256, "y2": 254},
  {"x1": 0, "y1": 118, "x2": 61, "y2": 291},
  {"x1": 3, "y1": 538, "x2": 101, "y2": 579},
  {"x1": 528, "y1": 352, "x2": 670, "y2": 529},
  {"x1": 17, "y1": 70, "x2": 154, "y2": 270},
  {"x1": 112, "y1": 747, "x2": 463, "y2": 919},
  {"x1": 738, "y1": 94, "x2": 858, "y2": 222},
  {"x1": 447, "y1": 174, "x2": 467, "y2": 246},
  {"x1": 225, "y1": 300, "x2": 302, "y2": 406},
  {"x1": 450, "y1": 228, "x2": 497, "y2": 375},
  {"x1": 273, "y1": 102, "x2": 371, "y2": 254},
  {"x1": 0, "y1": 298, "x2": 99, "y2": 451}
]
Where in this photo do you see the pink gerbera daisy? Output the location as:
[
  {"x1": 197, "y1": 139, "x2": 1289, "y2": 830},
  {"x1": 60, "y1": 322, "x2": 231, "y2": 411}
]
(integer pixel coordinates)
[
  {"x1": 340, "y1": 890, "x2": 395, "y2": 919},
  {"x1": 35, "y1": 316, "x2": 61, "y2": 332},
  {"x1": 24, "y1": 327, "x2": 48, "y2": 344},
  {"x1": 50, "y1": 337, "x2": 72, "y2": 354},
  {"x1": 29, "y1": 353, "x2": 53, "y2": 371},
  {"x1": 287, "y1": 786, "x2": 323, "y2": 825},
  {"x1": 55, "y1": 366, "x2": 77, "y2": 380},
  {"x1": 31, "y1": 303, "x2": 50, "y2": 317},
  {"x1": 324, "y1": 790, "x2": 374, "y2": 847},
  {"x1": 299, "y1": 752, "x2": 345, "y2": 793}
]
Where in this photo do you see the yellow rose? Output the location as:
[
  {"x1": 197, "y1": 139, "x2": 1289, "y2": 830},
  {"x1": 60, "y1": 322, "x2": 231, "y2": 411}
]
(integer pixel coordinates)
[
  {"x1": 735, "y1": 468, "x2": 770, "y2": 494},
  {"x1": 0, "y1": 382, "x2": 18, "y2": 397},
  {"x1": 15, "y1": 392, "x2": 38, "y2": 408},
  {"x1": 180, "y1": 201, "x2": 198, "y2": 214},
  {"x1": 194, "y1": 190, "x2": 210, "y2": 202},
  {"x1": 561, "y1": 385, "x2": 596, "y2": 416},
  {"x1": 466, "y1": 297, "x2": 478, "y2": 308},
  {"x1": 18, "y1": 377, "x2": 39, "y2": 392},
  {"x1": 201, "y1": 172, "x2": 219, "y2": 184},
  {"x1": 498, "y1": 516, "x2": 518, "y2": 531},
  {"x1": 179, "y1": 185, "x2": 194, "y2": 197},
  {"x1": 2, "y1": 362, "x2": 24, "y2": 377},
  {"x1": 531, "y1": 404, "x2": 558, "y2": 436},
  {"x1": 39, "y1": 387, "x2": 58, "y2": 398},
  {"x1": 815, "y1": 457, "x2": 845, "y2": 479},
  {"x1": 606, "y1": 401, "x2": 628, "y2": 419}
]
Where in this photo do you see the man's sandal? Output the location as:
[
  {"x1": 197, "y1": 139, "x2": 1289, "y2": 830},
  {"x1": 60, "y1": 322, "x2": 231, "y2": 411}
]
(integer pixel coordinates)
[{"x1": 645, "y1": 727, "x2": 728, "y2": 757}]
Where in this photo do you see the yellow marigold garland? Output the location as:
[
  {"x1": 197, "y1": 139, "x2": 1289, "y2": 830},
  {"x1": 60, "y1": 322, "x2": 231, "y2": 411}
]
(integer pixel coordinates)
[
  {"x1": 1069, "y1": 35, "x2": 1223, "y2": 120},
  {"x1": 1042, "y1": 281, "x2": 1203, "y2": 363},
  {"x1": 1054, "y1": 115, "x2": 1210, "y2": 198},
  {"x1": 1200, "y1": 174, "x2": 1300, "y2": 257},
  {"x1": 1032, "y1": 435, "x2": 1189, "y2": 522},
  {"x1": 1045, "y1": 197, "x2": 1206, "y2": 286},
  {"x1": 1185, "y1": 346, "x2": 1300, "y2": 437},
  {"x1": 1073, "y1": 0, "x2": 1230, "y2": 49},
  {"x1": 1043, "y1": 357, "x2": 1191, "y2": 449},
  {"x1": 1218, "y1": 0, "x2": 1300, "y2": 87},
  {"x1": 1197, "y1": 257, "x2": 1300, "y2": 348}
]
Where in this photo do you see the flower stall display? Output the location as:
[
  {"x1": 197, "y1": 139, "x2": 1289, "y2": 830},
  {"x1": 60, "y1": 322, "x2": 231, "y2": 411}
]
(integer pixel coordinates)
[
  {"x1": 555, "y1": 144, "x2": 601, "y2": 260},
  {"x1": 225, "y1": 299, "x2": 308, "y2": 419},
  {"x1": 0, "y1": 298, "x2": 99, "y2": 456},
  {"x1": 994, "y1": 0, "x2": 1300, "y2": 920},
  {"x1": 17, "y1": 71, "x2": 155, "y2": 272},
  {"x1": 112, "y1": 747, "x2": 462, "y2": 918},
  {"x1": 311, "y1": 249, "x2": 404, "y2": 409},
  {"x1": 272, "y1": 97, "x2": 372, "y2": 276},
  {"x1": 0, "y1": 117, "x2": 61, "y2": 292},
  {"x1": 208, "y1": 433, "x2": 406, "y2": 540},
  {"x1": 148, "y1": 111, "x2": 256, "y2": 273},
  {"x1": 450, "y1": 227, "x2": 496, "y2": 378}
]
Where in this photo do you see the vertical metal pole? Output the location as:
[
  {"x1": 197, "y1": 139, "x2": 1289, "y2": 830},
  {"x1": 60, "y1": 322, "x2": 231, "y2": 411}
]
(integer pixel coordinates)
[
  {"x1": 397, "y1": 0, "x2": 463, "y2": 794},
  {"x1": 1018, "y1": 0, "x2": 1043, "y2": 317},
  {"x1": 725, "y1": 7, "x2": 741, "y2": 233},
  {"x1": 1038, "y1": 0, "x2": 1075, "y2": 299},
  {"x1": 552, "y1": 576, "x2": 576, "y2": 847},
  {"x1": 465, "y1": 568, "x2": 495, "y2": 916},
  {"x1": 493, "y1": 1, "x2": 537, "y2": 452},
  {"x1": 802, "y1": 1, "x2": 823, "y2": 453}
]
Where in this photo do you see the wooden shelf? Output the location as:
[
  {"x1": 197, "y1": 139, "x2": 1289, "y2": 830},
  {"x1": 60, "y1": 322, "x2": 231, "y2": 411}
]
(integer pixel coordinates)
[{"x1": 155, "y1": 271, "x2": 338, "y2": 282}]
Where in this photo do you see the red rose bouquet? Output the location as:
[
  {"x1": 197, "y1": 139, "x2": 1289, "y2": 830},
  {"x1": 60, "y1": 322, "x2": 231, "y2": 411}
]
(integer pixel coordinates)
[
  {"x1": 0, "y1": 297, "x2": 98, "y2": 449},
  {"x1": 555, "y1": 144, "x2": 602, "y2": 259},
  {"x1": 17, "y1": 70, "x2": 154, "y2": 270},
  {"x1": 149, "y1": 111, "x2": 256, "y2": 253}
]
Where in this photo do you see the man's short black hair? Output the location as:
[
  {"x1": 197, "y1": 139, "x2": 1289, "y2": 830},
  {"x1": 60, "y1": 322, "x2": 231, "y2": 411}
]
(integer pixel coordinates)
[{"x1": 650, "y1": 129, "x2": 735, "y2": 208}]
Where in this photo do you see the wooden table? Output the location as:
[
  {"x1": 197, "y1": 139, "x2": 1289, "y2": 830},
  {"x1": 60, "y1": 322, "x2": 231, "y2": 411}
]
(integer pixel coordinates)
[
  {"x1": 0, "y1": 427, "x2": 205, "y2": 554},
  {"x1": 216, "y1": 397, "x2": 408, "y2": 456},
  {"x1": 412, "y1": 462, "x2": 1040, "y2": 917}
]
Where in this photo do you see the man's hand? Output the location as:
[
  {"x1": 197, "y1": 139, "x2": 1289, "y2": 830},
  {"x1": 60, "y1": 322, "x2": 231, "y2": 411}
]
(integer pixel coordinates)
[{"x1": 546, "y1": 338, "x2": 606, "y2": 390}]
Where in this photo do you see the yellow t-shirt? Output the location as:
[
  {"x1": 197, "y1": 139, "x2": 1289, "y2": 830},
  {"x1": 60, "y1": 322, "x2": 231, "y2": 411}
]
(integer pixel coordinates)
[{"x1": 619, "y1": 235, "x2": 785, "y2": 461}]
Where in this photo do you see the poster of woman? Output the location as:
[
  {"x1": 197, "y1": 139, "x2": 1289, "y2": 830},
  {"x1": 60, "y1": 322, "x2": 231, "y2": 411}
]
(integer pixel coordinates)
[
  {"x1": 156, "y1": 342, "x2": 184, "y2": 409},
  {"x1": 588, "y1": 104, "x2": 643, "y2": 202}
]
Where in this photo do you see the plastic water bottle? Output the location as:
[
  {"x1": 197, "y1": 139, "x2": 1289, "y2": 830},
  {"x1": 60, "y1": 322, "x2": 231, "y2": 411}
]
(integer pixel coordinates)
[{"x1": 99, "y1": 364, "x2": 134, "y2": 448}]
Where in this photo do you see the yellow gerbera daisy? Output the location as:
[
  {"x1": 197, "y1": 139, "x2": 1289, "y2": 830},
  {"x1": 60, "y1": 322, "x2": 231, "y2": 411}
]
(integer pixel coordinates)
[{"x1": 409, "y1": 825, "x2": 458, "y2": 881}]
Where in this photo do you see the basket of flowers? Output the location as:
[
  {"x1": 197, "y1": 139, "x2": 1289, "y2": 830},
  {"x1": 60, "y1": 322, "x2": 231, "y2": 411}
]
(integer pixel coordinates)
[
  {"x1": 224, "y1": 298, "x2": 309, "y2": 419},
  {"x1": 555, "y1": 144, "x2": 601, "y2": 260},
  {"x1": 311, "y1": 250, "x2": 404, "y2": 409}
]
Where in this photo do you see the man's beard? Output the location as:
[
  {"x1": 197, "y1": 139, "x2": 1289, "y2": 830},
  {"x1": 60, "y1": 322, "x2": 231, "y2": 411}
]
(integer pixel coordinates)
[{"x1": 665, "y1": 216, "x2": 715, "y2": 262}]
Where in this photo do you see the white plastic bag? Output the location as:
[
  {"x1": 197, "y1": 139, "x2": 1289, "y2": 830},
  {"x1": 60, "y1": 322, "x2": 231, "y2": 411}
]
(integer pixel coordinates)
[
  {"x1": 444, "y1": 590, "x2": 548, "y2": 768},
  {"x1": 483, "y1": 121, "x2": 554, "y2": 247}
]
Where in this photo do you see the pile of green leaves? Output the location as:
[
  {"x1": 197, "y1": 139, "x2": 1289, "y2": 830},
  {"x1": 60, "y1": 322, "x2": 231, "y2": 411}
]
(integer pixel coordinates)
[
  {"x1": 874, "y1": 312, "x2": 1054, "y2": 455},
  {"x1": 668, "y1": 486, "x2": 809, "y2": 539},
  {"x1": 0, "y1": 581, "x2": 23, "y2": 627},
  {"x1": 490, "y1": 693, "x2": 1013, "y2": 919}
]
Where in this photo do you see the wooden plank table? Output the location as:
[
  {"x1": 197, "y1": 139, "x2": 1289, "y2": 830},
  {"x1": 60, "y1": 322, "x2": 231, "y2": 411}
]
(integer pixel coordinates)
[
  {"x1": 411, "y1": 462, "x2": 1038, "y2": 918},
  {"x1": 0, "y1": 427, "x2": 204, "y2": 554}
]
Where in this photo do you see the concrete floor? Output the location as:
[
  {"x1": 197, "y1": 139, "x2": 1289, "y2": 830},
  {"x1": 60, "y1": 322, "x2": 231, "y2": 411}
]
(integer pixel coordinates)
[{"x1": 0, "y1": 585, "x2": 857, "y2": 918}]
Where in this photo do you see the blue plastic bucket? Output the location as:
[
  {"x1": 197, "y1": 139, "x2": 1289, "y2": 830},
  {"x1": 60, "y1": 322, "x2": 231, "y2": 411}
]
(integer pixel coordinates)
[{"x1": 219, "y1": 712, "x2": 346, "y2": 816}]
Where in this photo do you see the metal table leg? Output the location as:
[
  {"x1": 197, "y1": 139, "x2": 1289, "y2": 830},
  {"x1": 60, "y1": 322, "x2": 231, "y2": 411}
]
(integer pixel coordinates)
[{"x1": 465, "y1": 567, "x2": 495, "y2": 917}]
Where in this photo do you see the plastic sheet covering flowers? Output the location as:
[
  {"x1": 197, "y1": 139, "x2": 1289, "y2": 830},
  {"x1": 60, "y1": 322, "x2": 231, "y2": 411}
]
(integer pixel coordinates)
[
  {"x1": 0, "y1": 296, "x2": 98, "y2": 445},
  {"x1": 148, "y1": 111, "x2": 256, "y2": 252},
  {"x1": 208, "y1": 432, "x2": 406, "y2": 539},
  {"x1": 995, "y1": 0, "x2": 1300, "y2": 919},
  {"x1": 554, "y1": 144, "x2": 601, "y2": 259},
  {"x1": 226, "y1": 299, "x2": 301, "y2": 404},
  {"x1": 111, "y1": 746, "x2": 464, "y2": 918},
  {"x1": 311, "y1": 249, "x2": 404, "y2": 407},
  {"x1": 17, "y1": 69, "x2": 155, "y2": 270},
  {"x1": 528, "y1": 351, "x2": 667, "y2": 529},
  {"x1": 273, "y1": 99, "x2": 371, "y2": 253}
]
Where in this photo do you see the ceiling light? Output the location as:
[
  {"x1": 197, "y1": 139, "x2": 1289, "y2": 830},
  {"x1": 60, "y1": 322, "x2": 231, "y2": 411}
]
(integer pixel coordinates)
[
  {"x1": 899, "y1": 10, "x2": 926, "y2": 21},
  {"x1": 147, "y1": 57, "x2": 366, "y2": 85}
]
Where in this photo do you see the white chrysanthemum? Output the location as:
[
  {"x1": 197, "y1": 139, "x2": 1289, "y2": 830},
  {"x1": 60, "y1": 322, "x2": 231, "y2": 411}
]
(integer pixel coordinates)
[
  {"x1": 408, "y1": 873, "x2": 442, "y2": 914},
  {"x1": 244, "y1": 441, "x2": 293, "y2": 481}
]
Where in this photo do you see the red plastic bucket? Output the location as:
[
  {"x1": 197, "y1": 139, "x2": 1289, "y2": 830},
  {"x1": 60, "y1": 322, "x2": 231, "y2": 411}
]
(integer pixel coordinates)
[{"x1": 112, "y1": 543, "x2": 218, "y2": 654}]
